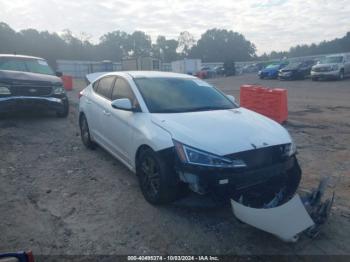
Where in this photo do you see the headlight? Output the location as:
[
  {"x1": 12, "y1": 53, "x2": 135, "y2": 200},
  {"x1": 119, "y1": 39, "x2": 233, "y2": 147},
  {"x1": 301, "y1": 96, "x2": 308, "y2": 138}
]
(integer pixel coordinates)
[
  {"x1": 0, "y1": 86, "x2": 11, "y2": 95},
  {"x1": 53, "y1": 85, "x2": 65, "y2": 95},
  {"x1": 331, "y1": 65, "x2": 339, "y2": 71},
  {"x1": 173, "y1": 140, "x2": 246, "y2": 168},
  {"x1": 286, "y1": 140, "x2": 297, "y2": 156}
]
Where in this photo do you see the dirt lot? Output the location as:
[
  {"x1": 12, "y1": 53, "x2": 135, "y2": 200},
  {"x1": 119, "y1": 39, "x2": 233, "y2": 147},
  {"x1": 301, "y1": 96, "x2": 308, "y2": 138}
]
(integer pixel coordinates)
[{"x1": 1, "y1": 74, "x2": 350, "y2": 256}]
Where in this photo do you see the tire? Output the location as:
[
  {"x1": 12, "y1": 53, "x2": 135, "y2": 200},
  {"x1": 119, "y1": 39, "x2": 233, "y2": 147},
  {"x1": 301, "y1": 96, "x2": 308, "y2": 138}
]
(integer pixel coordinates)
[
  {"x1": 338, "y1": 70, "x2": 344, "y2": 81},
  {"x1": 79, "y1": 114, "x2": 97, "y2": 149},
  {"x1": 56, "y1": 99, "x2": 69, "y2": 118},
  {"x1": 136, "y1": 148, "x2": 180, "y2": 205}
]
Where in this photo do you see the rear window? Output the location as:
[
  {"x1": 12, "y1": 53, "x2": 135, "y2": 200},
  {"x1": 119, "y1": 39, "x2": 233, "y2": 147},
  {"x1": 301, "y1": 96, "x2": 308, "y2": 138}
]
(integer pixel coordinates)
[{"x1": 0, "y1": 57, "x2": 55, "y2": 75}]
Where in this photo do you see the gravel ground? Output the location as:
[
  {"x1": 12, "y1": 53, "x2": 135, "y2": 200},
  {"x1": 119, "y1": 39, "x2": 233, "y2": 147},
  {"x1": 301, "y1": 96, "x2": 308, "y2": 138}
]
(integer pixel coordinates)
[{"x1": 0, "y1": 74, "x2": 350, "y2": 256}]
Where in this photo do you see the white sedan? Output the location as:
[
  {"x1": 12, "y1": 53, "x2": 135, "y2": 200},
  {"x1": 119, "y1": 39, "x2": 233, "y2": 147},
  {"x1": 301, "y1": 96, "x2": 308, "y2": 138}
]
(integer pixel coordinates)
[{"x1": 79, "y1": 71, "x2": 301, "y2": 205}]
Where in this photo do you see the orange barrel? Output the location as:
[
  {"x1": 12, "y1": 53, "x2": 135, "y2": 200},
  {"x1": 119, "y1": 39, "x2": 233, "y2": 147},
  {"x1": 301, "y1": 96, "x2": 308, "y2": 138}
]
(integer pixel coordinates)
[
  {"x1": 61, "y1": 75, "x2": 73, "y2": 91},
  {"x1": 240, "y1": 85, "x2": 288, "y2": 123}
]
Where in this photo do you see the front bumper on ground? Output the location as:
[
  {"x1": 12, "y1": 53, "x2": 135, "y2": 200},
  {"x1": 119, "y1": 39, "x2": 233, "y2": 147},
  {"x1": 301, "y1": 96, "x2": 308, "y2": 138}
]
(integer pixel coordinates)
[
  {"x1": 0, "y1": 95, "x2": 67, "y2": 114},
  {"x1": 311, "y1": 70, "x2": 339, "y2": 79}
]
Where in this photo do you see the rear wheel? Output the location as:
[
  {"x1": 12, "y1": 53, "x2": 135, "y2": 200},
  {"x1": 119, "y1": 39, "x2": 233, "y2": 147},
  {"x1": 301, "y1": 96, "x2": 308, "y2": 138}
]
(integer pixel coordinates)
[
  {"x1": 137, "y1": 148, "x2": 180, "y2": 205},
  {"x1": 79, "y1": 114, "x2": 97, "y2": 149}
]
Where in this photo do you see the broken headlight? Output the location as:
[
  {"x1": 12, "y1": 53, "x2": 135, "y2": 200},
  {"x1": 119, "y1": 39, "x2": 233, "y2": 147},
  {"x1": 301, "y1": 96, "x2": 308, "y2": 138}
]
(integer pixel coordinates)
[
  {"x1": 173, "y1": 140, "x2": 246, "y2": 168},
  {"x1": 53, "y1": 84, "x2": 65, "y2": 95}
]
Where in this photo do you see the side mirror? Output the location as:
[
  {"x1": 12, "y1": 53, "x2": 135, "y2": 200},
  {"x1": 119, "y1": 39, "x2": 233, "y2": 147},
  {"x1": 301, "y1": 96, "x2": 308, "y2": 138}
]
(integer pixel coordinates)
[
  {"x1": 227, "y1": 95, "x2": 236, "y2": 103},
  {"x1": 56, "y1": 71, "x2": 63, "y2": 77},
  {"x1": 111, "y1": 98, "x2": 133, "y2": 111}
]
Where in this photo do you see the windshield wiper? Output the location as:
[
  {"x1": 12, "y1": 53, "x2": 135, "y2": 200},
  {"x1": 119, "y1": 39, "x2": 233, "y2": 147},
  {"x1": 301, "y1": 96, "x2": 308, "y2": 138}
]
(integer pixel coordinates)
[{"x1": 189, "y1": 106, "x2": 228, "y2": 112}]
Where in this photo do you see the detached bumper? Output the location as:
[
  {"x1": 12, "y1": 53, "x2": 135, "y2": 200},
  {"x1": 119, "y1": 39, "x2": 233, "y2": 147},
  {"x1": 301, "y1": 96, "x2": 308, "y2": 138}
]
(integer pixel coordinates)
[{"x1": 0, "y1": 95, "x2": 67, "y2": 113}]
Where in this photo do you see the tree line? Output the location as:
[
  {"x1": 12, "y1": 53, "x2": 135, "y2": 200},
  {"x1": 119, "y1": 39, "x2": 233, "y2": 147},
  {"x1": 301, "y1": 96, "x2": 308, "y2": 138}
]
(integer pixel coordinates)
[
  {"x1": 0, "y1": 22, "x2": 349, "y2": 69},
  {"x1": 260, "y1": 32, "x2": 350, "y2": 60}
]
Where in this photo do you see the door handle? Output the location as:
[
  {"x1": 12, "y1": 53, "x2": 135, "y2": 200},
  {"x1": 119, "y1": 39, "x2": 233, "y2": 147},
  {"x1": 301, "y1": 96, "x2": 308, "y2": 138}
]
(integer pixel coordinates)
[{"x1": 103, "y1": 110, "x2": 111, "y2": 116}]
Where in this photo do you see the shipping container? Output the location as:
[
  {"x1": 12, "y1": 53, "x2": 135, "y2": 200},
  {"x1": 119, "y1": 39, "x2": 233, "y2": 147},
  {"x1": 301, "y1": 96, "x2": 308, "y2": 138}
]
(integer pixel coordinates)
[{"x1": 171, "y1": 59, "x2": 202, "y2": 75}]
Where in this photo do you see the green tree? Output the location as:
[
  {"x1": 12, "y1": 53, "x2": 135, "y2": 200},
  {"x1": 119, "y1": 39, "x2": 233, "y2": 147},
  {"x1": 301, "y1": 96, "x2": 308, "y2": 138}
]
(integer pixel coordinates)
[
  {"x1": 152, "y1": 36, "x2": 179, "y2": 62},
  {"x1": 189, "y1": 29, "x2": 256, "y2": 62},
  {"x1": 177, "y1": 31, "x2": 195, "y2": 57}
]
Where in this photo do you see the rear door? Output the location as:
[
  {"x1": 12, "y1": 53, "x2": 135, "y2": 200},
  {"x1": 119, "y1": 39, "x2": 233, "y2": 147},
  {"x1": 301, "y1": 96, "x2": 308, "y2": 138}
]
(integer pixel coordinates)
[
  {"x1": 88, "y1": 76, "x2": 116, "y2": 147},
  {"x1": 104, "y1": 77, "x2": 140, "y2": 164}
]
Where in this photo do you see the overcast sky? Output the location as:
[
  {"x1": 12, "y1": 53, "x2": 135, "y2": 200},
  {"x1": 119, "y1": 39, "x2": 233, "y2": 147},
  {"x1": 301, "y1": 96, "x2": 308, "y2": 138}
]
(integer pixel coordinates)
[{"x1": 1, "y1": 0, "x2": 349, "y2": 54}]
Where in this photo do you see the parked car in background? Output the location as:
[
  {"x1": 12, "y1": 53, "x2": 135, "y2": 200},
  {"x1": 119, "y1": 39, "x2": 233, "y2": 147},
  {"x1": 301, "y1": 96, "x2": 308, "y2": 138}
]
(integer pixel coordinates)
[
  {"x1": 196, "y1": 67, "x2": 216, "y2": 79},
  {"x1": 242, "y1": 64, "x2": 260, "y2": 74},
  {"x1": 0, "y1": 54, "x2": 69, "y2": 117},
  {"x1": 224, "y1": 61, "x2": 236, "y2": 76},
  {"x1": 79, "y1": 71, "x2": 301, "y2": 205},
  {"x1": 311, "y1": 54, "x2": 350, "y2": 81},
  {"x1": 258, "y1": 63, "x2": 288, "y2": 79},
  {"x1": 278, "y1": 60, "x2": 315, "y2": 80},
  {"x1": 214, "y1": 66, "x2": 225, "y2": 76}
]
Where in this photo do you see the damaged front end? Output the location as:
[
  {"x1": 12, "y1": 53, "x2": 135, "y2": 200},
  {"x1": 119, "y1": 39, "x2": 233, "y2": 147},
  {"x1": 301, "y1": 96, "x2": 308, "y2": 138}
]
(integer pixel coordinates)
[{"x1": 172, "y1": 143, "x2": 333, "y2": 242}]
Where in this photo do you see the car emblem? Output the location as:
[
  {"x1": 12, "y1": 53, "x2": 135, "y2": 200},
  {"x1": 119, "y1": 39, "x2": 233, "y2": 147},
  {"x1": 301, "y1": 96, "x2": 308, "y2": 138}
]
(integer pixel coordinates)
[{"x1": 28, "y1": 88, "x2": 37, "y2": 93}]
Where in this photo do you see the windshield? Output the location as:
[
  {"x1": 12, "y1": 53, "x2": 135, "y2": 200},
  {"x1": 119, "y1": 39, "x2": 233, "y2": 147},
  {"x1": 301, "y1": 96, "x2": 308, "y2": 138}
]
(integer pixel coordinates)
[
  {"x1": 0, "y1": 57, "x2": 55, "y2": 75},
  {"x1": 320, "y1": 56, "x2": 343, "y2": 64},
  {"x1": 266, "y1": 64, "x2": 279, "y2": 69},
  {"x1": 283, "y1": 62, "x2": 302, "y2": 69},
  {"x1": 134, "y1": 77, "x2": 236, "y2": 113}
]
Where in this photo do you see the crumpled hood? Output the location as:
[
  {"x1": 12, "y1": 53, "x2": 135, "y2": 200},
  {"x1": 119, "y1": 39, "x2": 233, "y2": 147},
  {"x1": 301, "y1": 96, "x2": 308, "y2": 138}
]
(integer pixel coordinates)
[
  {"x1": 151, "y1": 107, "x2": 292, "y2": 155},
  {"x1": 0, "y1": 70, "x2": 62, "y2": 85}
]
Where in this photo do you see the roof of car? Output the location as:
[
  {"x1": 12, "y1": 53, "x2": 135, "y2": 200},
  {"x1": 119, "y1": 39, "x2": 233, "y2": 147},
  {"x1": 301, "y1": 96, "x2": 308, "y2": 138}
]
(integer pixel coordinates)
[
  {"x1": 0, "y1": 54, "x2": 44, "y2": 60},
  {"x1": 326, "y1": 54, "x2": 345, "y2": 57},
  {"x1": 110, "y1": 71, "x2": 197, "y2": 79}
]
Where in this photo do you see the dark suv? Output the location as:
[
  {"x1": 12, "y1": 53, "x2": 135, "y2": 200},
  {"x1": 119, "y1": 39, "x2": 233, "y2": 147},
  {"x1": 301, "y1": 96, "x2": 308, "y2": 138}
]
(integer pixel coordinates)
[{"x1": 0, "y1": 54, "x2": 69, "y2": 117}]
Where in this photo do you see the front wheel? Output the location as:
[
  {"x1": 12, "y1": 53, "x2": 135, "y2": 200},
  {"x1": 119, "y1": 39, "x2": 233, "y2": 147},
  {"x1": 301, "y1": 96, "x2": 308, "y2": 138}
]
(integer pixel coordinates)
[
  {"x1": 79, "y1": 114, "x2": 97, "y2": 149},
  {"x1": 137, "y1": 148, "x2": 180, "y2": 205},
  {"x1": 56, "y1": 99, "x2": 69, "y2": 118},
  {"x1": 338, "y1": 70, "x2": 344, "y2": 81}
]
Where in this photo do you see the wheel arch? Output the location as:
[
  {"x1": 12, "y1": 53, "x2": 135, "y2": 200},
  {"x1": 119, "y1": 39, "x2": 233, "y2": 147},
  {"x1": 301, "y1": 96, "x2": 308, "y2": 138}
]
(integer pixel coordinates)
[
  {"x1": 135, "y1": 144, "x2": 154, "y2": 169},
  {"x1": 79, "y1": 111, "x2": 85, "y2": 124}
]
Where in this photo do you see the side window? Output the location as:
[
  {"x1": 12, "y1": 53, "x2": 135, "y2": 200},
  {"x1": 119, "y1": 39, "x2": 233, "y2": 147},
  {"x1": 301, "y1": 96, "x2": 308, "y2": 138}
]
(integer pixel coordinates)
[
  {"x1": 111, "y1": 78, "x2": 136, "y2": 102},
  {"x1": 95, "y1": 76, "x2": 115, "y2": 100}
]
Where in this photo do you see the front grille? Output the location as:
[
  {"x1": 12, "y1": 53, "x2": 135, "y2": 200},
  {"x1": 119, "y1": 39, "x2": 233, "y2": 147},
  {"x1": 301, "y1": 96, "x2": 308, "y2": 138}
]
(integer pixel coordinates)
[
  {"x1": 10, "y1": 85, "x2": 52, "y2": 96},
  {"x1": 225, "y1": 144, "x2": 289, "y2": 170}
]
